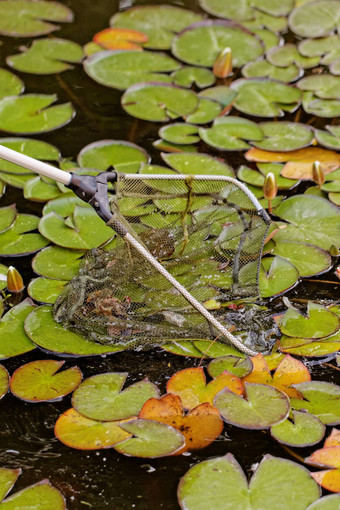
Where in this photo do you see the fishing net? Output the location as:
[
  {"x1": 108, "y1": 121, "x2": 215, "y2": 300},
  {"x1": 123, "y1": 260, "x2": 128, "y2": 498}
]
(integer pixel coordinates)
[{"x1": 53, "y1": 173, "x2": 272, "y2": 354}]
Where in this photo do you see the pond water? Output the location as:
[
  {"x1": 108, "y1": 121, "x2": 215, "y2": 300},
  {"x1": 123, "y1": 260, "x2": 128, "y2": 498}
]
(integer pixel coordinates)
[{"x1": 0, "y1": 0, "x2": 339, "y2": 508}]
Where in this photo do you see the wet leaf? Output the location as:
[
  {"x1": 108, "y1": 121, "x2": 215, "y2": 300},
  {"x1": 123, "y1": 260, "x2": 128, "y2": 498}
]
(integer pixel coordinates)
[
  {"x1": 167, "y1": 367, "x2": 243, "y2": 409},
  {"x1": 316, "y1": 125, "x2": 340, "y2": 151},
  {"x1": 0, "y1": 205, "x2": 16, "y2": 234},
  {"x1": 306, "y1": 495, "x2": 340, "y2": 510},
  {"x1": 0, "y1": 94, "x2": 75, "y2": 134},
  {"x1": 159, "y1": 124, "x2": 199, "y2": 145},
  {"x1": 10, "y1": 360, "x2": 82, "y2": 402},
  {"x1": 23, "y1": 175, "x2": 63, "y2": 202},
  {"x1": 178, "y1": 453, "x2": 320, "y2": 510},
  {"x1": 259, "y1": 256, "x2": 299, "y2": 297},
  {"x1": 0, "y1": 0, "x2": 73, "y2": 37},
  {"x1": 161, "y1": 340, "x2": 203, "y2": 357},
  {"x1": 199, "y1": 85, "x2": 237, "y2": 107},
  {"x1": 242, "y1": 59, "x2": 301, "y2": 83},
  {"x1": 0, "y1": 138, "x2": 60, "y2": 175},
  {"x1": 302, "y1": 91, "x2": 340, "y2": 118},
  {"x1": 199, "y1": 0, "x2": 294, "y2": 20},
  {"x1": 271, "y1": 241, "x2": 332, "y2": 277},
  {"x1": 214, "y1": 382, "x2": 290, "y2": 429},
  {"x1": 306, "y1": 429, "x2": 340, "y2": 493},
  {"x1": 55, "y1": 408, "x2": 132, "y2": 450},
  {"x1": 208, "y1": 356, "x2": 253, "y2": 379},
  {"x1": 28, "y1": 277, "x2": 67, "y2": 304},
  {"x1": 32, "y1": 246, "x2": 84, "y2": 280},
  {"x1": 0, "y1": 365, "x2": 9, "y2": 399},
  {"x1": 299, "y1": 35, "x2": 340, "y2": 66},
  {"x1": 271, "y1": 410, "x2": 325, "y2": 447},
  {"x1": 139, "y1": 394, "x2": 223, "y2": 454},
  {"x1": 289, "y1": 1, "x2": 340, "y2": 38},
  {"x1": 185, "y1": 98, "x2": 222, "y2": 124},
  {"x1": 291, "y1": 381, "x2": 340, "y2": 425},
  {"x1": 0, "y1": 213, "x2": 49, "y2": 257},
  {"x1": 0, "y1": 68, "x2": 24, "y2": 100},
  {"x1": 199, "y1": 117, "x2": 263, "y2": 151},
  {"x1": 298, "y1": 75, "x2": 340, "y2": 100},
  {"x1": 193, "y1": 340, "x2": 246, "y2": 358},
  {"x1": 267, "y1": 44, "x2": 320, "y2": 69},
  {"x1": 252, "y1": 122, "x2": 313, "y2": 152},
  {"x1": 279, "y1": 302, "x2": 339, "y2": 339},
  {"x1": 280, "y1": 334, "x2": 340, "y2": 357},
  {"x1": 0, "y1": 299, "x2": 36, "y2": 359},
  {"x1": 171, "y1": 67, "x2": 215, "y2": 89},
  {"x1": 162, "y1": 152, "x2": 233, "y2": 176},
  {"x1": 42, "y1": 194, "x2": 91, "y2": 217},
  {"x1": 114, "y1": 418, "x2": 185, "y2": 457},
  {"x1": 93, "y1": 28, "x2": 148, "y2": 51}
]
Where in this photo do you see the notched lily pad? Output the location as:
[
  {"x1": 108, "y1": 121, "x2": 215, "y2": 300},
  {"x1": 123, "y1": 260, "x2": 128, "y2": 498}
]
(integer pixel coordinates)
[
  {"x1": 199, "y1": 117, "x2": 263, "y2": 151},
  {"x1": 0, "y1": 138, "x2": 60, "y2": 175},
  {"x1": 259, "y1": 256, "x2": 299, "y2": 298},
  {"x1": 208, "y1": 355, "x2": 253, "y2": 378},
  {"x1": 171, "y1": 67, "x2": 215, "y2": 89},
  {"x1": 271, "y1": 410, "x2": 326, "y2": 447},
  {"x1": 279, "y1": 302, "x2": 339, "y2": 339},
  {"x1": 271, "y1": 241, "x2": 332, "y2": 277},
  {"x1": 242, "y1": 59, "x2": 301, "y2": 83},
  {"x1": 291, "y1": 381, "x2": 340, "y2": 425},
  {"x1": 159, "y1": 123, "x2": 199, "y2": 145},
  {"x1": 32, "y1": 245, "x2": 84, "y2": 280},
  {"x1": 289, "y1": 0, "x2": 340, "y2": 38},
  {"x1": 0, "y1": 213, "x2": 49, "y2": 256},
  {"x1": 199, "y1": 0, "x2": 294, "y2": 21},
  {"x1": 28, "y1": 277, "x2": 67, "y2": 304},
  {"x1": 0, "y1": 299, "x2": 36, "y2": 359},
  {"x1": 252, "y1": 122, "x2": 313, "y2": 152}
]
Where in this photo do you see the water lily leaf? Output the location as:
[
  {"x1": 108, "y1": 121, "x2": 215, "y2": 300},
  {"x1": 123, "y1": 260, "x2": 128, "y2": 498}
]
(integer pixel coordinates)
[
  {"x1": 243, "y1": 9, "x2": 288, "y2": 33},
  {"x1": 291, "y1": 381, "x2": 340, "y2": 425},
  {"x1": 84, "y1": 50, "x2": 180, "y2": 90},
  {"x1": 0, "y1": 299, "x2": 36, "y2": 359},
  {"x1": 110, "y1": 5, "x2": 203, "y2": 50},
  {"x1": 237, "y1": 166, "x2": 265, "y2": 186},
  {"x1": 10, "y1": 359, "x2": 82, "y2": 402},
  {"x1": 0, "y1": 213, "x2": 49, "y2": 256},
  {"x1": 208, "y1": 355, "x2": 253, "y2": 378},
  {"x1": 214, "y1": 382, "x2": 290, "y2": 429},
  {"x1": 302, "y1": 91, "x2": 340, "y2": 117},
  {"x1": 113, "y1": 418, "x2": 185, "y2": 457},
  {"x1": 32, "y1": 246, "x2": 84, "y2": 280},
  {"x1": 167, "y1": 367, "x2": 243, "y2": 410},
  {"x1": 172, "y1": 21, "x2": 264, "y2": 68},
  {"x1": 185, "y1": 98, "x2": 222, "y2": 124},
  {"x1": 38, "y1": 206, "x2": 113, "y2": 249},
  {"x1": 307, "y1": 495, "x2": 340, "y2": 510},
  {"x1": 25, "y1": 305, "x2": 125, "y2": 356},
  {"x1": 178, "y1": 453, "x2": 320, "y2": 510},
  {"x1": 54, "y1": 408, "x2": 132, "y2": 450},
  {"x1": 153, "y1": 139, "x2": 197, "y2": 153},
  {"x1": 199, "y1": 0, "x2": 293, "y2": 20},
  {"x1": 0, "y1": 181, "x2": 5, "y2": 199},
  {"x1": 267, "y1": 44, "x2": 320, "y2": 69},
  {"x1": 194, "y1": 340, "x2": 246, "y2": 358},
  {"x1": 159, "y1": 124, "x2": 199, "y2": 145},
  {"x1": 72, "y1": 373, "x2": 159, "y2": 421},
  {"x1": 252, "y1": 122, "x2": 313, "y2": 152},
  {"x1": 162, "y1": 152, "x2": 234, "y2": 176},
  {"x1": 242, "y1": 59, "x2": 301, "y2": 83},
  {"x1": 271, "y1": 241, "x2": 332, "y2": 277},
  {"x1": 306, "y1": 429, "x2": 340, "y2": 492},
  {"x1": 279, "y1": 302, "x2": 339, "y2": 339},
  {"x1": 199, "y1": 117, "x2": 263, "y2": 151},
  {"x1": 42, "y1": 194, "x2": 91, "y2": 216},
  {"x1": 259, "y1": 256, "x2": 299, "y2": 298},
  {"x1": 23, "y1": 175, "x2": 63, "y2": 202},
  {"x1": 0, "y1": 365, "x2": 9, "y2": 399},
  {"x1": 0, "y1": 68, "x2": 24, "y2": 100},
  {"x1": 171, "y1": 67, "x2": 215, "y2": 89},
  {"x1": 121, "y1": 83, "x2": 198, "y2": 122},
  {"x1": 7, "y1": 38, "x2": 83, "y2": 74},
  {"x1": 298, "y1": 75, "x2": 340, "y2": 100},
  {"x1": 271, "y1": 411, "x2": 325, "y2": 447},
  {"x1": 0, "y1": 94, "x2": 75, "y2": 134},
  {"x1": 0, "y1": 171, "x2": 39, "y2": 189},
  {"x1": 0, "y1": 0, "x2": 73, "y2": 37},
  {"x1": 161, "y1": 340, "x2": 204, "y2": 357},
  {"x1": 289, "y1": 0, "x2": 340, "y2": 38},
  {"x1": 0, "y1": 204, "x2": 16, "y2": 233},
  {"x1": 199, "y1": 86, "x2": 237, "y2": 107},
  {"x1": 299, "y1": 35, "x2": 340, "y2": 67},
  {"x1": 0, "y1": 138, "x2": 60, "y2": 175},
  {"x1": 231, "y1": 79, "x2": 301, "y2": 117},
  {"x1": 28, "y1": 277, "x2": 67, "y2": 304},
  {"x1": 138, "y1": 394, "x2": 223, "y2": 454},
  {"x1": 274, "y1": 195, "x2": 340, "y2": 250},
  {"x1": 280, "y1": 333, "x2": 340, "y2": 357},
  {"x1": 257, "y1": 163, "x2": 299, "y2": 190},
  {"x1": 93, "y1": 27, "x2": 148, "y2": 51}
]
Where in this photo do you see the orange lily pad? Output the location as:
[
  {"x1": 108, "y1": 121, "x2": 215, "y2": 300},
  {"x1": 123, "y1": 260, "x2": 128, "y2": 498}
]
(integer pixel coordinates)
[
  {"x1": 166, "y1": 367, "x2": 243, "y2": 409},
  {"x1": 93, "y1": 28, "x2": 148, "y2": 51},
  {"x1": 306, "y1": 428, "x2": 340, "y2": 492},
  {"x1": 139, "y1": 393, "x2": 223, "y2": 454}
]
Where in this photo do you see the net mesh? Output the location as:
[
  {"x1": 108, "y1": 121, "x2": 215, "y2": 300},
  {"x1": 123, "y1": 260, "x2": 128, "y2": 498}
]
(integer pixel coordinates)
[{"x1": 53, "y1": 174, "x2": 272, "y2": 351}]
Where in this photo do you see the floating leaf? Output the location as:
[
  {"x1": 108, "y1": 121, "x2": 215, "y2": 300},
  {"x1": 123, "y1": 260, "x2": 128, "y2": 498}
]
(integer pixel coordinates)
[
  {"x1": 162, "y1": 152, "x2": 233, "y2": 176},
  {"x1": 242, "y1": 59, "x2": 301, "y2": 83},
  {"x1": 279, "y1": 302, "x2": 339, "y2": 339},
  {"x1": 0, "y1": 68, "x2": 24, "y2": 100},
  {"x1": 208, "y1": 356, "x2": 253, "y2": 378},
  {"x1": 306, "y1": 495, "x2": 340, "y2": 510},
  {"x1": 0, "y1": 365, "x2": 9, "y2": 399},
  {"x1": 159, "y1": 124, "x2": 199, "y2": 145},
  {"x1": 298, "y1": 75, "x2": 340, "y2": 100},
  {"x1": 0, "y1": 0, "x2": 73, "y2": 37},
  {"x1": 299, "y1": 36, "x2": 340, "y2": 66},
  {"x1": 271, "y1": 411, "x2": 325, "y2": 447},
  {"x1": 32, "y1": 246, "x2": 84, "y2": 280},
  {"x1": 7, "y1": 38, "x2": 83, "y2": 74},
  {"x1": 252, "y1": 122, "x2": 313, "y2": 152},
  {"x1": 199, "y1": 0, "x2": 294, "y2": 21},
  {"x1": 0, "y1": 205, "x2": 16, "y2": 234},
  {"x1": 280, "y1": 333, "x2": 340, "y2": 357},
  {"x1": 259, "y1": 256, "x2": 299, "y2": 298},
  {"x1": 77, "y1": 140, "x2": 149, "y2": 173},
  {"x1": 72, "y1": 372, "x2": 159, "y2": 421},
  {"x1": 84, "y1": 50, "x2": 180, "y2": 90},
  {"x1": 93, "y1": 28, "x2": 148, "y2": 51},
  {"x1": 161, "y1": 340, "x2": 203, "y2": 357},
  {"x1": 243, "y1": 9, "x2": 288, "y2": 33},
  {"x1": 193, "y1": 340, "x2": 245, "y2": 358},
  {"x1": 185, "y1": 98, "x2": 222, "y2": 124},
  {"x1": 199, "y1": 85, "x2": 237, "y2": 107},
  {"x1": 267, "y1": 44, "x2": 320, "y2": 69},
  {"x1": 171, "y1": 67, "x2": 215, "y2": 89},
  {"x1": 291, "y1": 381, "x2": 340, "y2": 425},
  {"x1": 289, "y1": 1, "x2": 340, "y2": 38},
  {"x1": 302, "y1": 91, "x2": 340, "y2": 118},
  {"x1": 0, "y1": 94, "x2": 75, "y2": 134},
  {"x1": 306, "y1": 429, "x2": 340, "y2": 493},
  {"x1": 10, "y1": 360, "x2": 82, "y2": 402},
  {"x1": 28, "y1": 277, "x2": 67, "y2": 304},
  {"x1": 199, "y1": 117, "x2": 263, "y2": 151},
  {"x1": 55, "y1": 407, "x2": 132, "y2": 450},
  {"x1": 178, "y1": 453, "x2": 320, "y2": 510},
  {"x1": 139, "y1": 394, "x2": 223, "y2": 454},
  {"x1": 0, "y1": 213, "x2": 49, "y2": 256},
  {"x1": 271, "y1": 241, "x2": 332, "y2": 277},
  {"x1": 0, "y1": 299, "x2": 36, "y2": 359},
  {"x1": 23, "y1": 175, "x2": 63, "y2": 202},
  {"x1": 316, "y1": 126, "x2": 340, "y2": 150},
  {"x1": 0, "y1": 138, "x2": 60, "y2": 175},
  {"x1": 113, "y1": 418, "x2": 185, "y2": 457}
]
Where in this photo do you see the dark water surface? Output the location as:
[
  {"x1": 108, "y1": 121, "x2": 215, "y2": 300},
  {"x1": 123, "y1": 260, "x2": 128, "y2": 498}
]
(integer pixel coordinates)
[{"x1": 0, "y1": 0, "x2": 339, "y2": 508}]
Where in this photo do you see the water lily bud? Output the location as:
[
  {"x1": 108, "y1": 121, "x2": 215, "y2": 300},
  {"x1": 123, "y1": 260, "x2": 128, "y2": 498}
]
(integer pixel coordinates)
[
  {"x1": 6, "y1": 266, "x2": 24, "y2": 293},
  {"x1": 213, "y1": 47, "x2": 232, "y2": 78},
  {"x1": 312, "y1": 161, "x2": 325, "y2": 187},
  {"x1": 263, "y1": 172, "x2": 278, "y2": 201}
]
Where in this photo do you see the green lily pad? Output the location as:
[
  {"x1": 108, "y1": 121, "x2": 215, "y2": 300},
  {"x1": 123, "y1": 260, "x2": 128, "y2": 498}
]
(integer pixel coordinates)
[
  {"x1": 297, "y1": 75, "x2": 340, "y2": 100},
  {"x1": 330, "y1": 59, "x2": 340, "y2": 75},
  {"x1": 153, "y1": 139, "x2": 198, "y2": 153},
  {"x1": 199, "y1": 117, "x2": 263, "y2": 151},
  {"x1": 231, "y1": 79, "x2": 301, "y2": 117},
  {"x1": 0, "y1": 204, "x2": 16, "y2": 233},
  {"x1": 162, "y1": 152, "x2": 234, "y2": 176},
  {"x1": 251, "y1": 28, "x2": 281, "y2": 52},
  {"x1": 299, "y1": 36, "x2": 340, "y2": 66},
  {"x1": 72, "y1": 372, "x2": 159, "y2": 421},
  {"x1": 267, "y1": 44, "x2": 320, "y2": 69},
  {"x1": 84, "y1": 50, "x2": 180, "y2": 91},
  {"x1": 0, "y1": 171, "x2": 33, "y2": 189},
  {"x1": 0, "y1": 68, "x2": 24, "y2": 100},
  {"x1": 42, "y1": 194, "x2": 91, "y2": 216},
  {"x1": 290, "y1": 381, "x2": 340, "y2": 425},
  {"x1": 114, "y1": 418, "x2": 185, "y2": 457},
  {"x1": 0, "y1": 138, "x2": 60, "y2": 175},
  {"x1": 10, "y1": 359, "x2": 82, "y2": 402},
  {"x1": 0, "y1": 213, "x2": 49, "y2": 256},
  {"x1": 199, "y1": 0, "x2": 293, "y2": 20},
  {"x1": 38, "y1": 206, "x2": 113, "y2": 250},
  {"x1": 271, "y1": 411, "x2": 326, "y2": 447},
  {"x1": 208, "y1": 355, "x2": 253, "y2": 378},
  {"x1": 0, "y1": 364, "x2": 9, "y2": 399},
  {"x1": 110, "y1": 5, "x2": 203, "y2": 50},
  {"x1": 274, "y1": 195, "x2": 340, "y2": 251},
  {"x1": 289, "y1": 0, "x2": 340, "y2": 38},
  {"x1": 259, "y1": 256, "x2": 299, "y2": 298},
  {"x1": 24, "y1": 305, "x2": 126, "y2": 356},
  {"x1": 0, "y1": 181, "x2": 5, "y2": 199},
  {"x1": 0, "y1": 299, "x2": 36, "y2": 359},
  {"x1": 121, "y1": 83, "x2": 198, "y2": 122},
  {"x1": 28, "y1": 277, "x2": 67, "y2": 304},
  {"x1": 302, "y1": 91, "x2": 340, "y2": 117},
  {"x1": 172, "y1": 21, "x2": 264, "y2": 68},
  {"x1": 159, "y1": 124, "x2": 199, "y2": 145},
  {"x1": 242, "y1": 60, "x2": 301, "y2": 83},
  {"x1": 23, "y1": 175, "x2": 63, "y2": 202},
  {"x1": 7, "y1": 38, "x2": 83, "y2": 74},
  {"x1": 199, "y1": 86, "x2": 237, "y2": 107},
  {"x1": 279, "y1": 302, "x2": 339, "y2": 339},
  {"x1": 193, "y1": 340, "x2": 246, "y2": 358},
  {"x1": 185, "y1": 98, "x2": 222, "y2": 124},
  {"x1": 243, "y1": 10, "x2": 288, "y2": 33},
  {"x1": 252, "y1": 122, "x2": 313, "y2": 152},
  {"x1": 279, "y1": 331, "x2": 340, "y2": 357},
  {"x1": 307, "y1": 495, "x2": 340, "y2": 510},
  {"x1": 32, "y1": 245, "x2": 84, "y2": 280},
  {"x1": 0, "y1": 94, "x2": 75, "y2": 134},
  {"x1": 161, "y1": 340, "x2": 204, "y2": 357},
  {"x1": 271, "y1": 241, "x2": 332, "y2": 277},
  {"x1": 171, "y1": 67, "x2": 215, "y2": 89},
  {"x1": 0, "y1": 0, "x2": 73, "y2": 37},
  {"x1": 178, "y1": 453, "x2": 320, "y2": 510},
  {"x1": 257, "y1": 163, "x2": 299, "y2": 190},
  {"x1": 0, "y1": 264, "x2": 7, "y2": 291}
]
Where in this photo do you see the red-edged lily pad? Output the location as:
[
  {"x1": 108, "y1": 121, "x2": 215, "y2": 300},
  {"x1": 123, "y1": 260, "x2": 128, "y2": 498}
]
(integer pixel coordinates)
[
  {"x1": 291, "y1": 381, "x2": 340, "y2": 425},
  {"x1": 271, "y1": 410, "x2": 326, "y2": 447}
]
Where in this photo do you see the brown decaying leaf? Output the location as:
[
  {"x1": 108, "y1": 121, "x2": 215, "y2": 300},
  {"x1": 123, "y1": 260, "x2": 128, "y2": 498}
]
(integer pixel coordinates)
[{"x1": 93, "y1": 28, "x2": 148, "y2": 51}]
